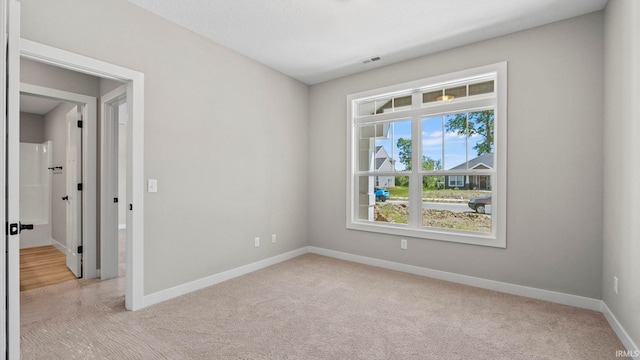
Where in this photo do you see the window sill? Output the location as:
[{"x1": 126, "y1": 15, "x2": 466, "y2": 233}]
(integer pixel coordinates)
[{"x1": 347, "y1": 221, "x2": 506, "y2": 248}]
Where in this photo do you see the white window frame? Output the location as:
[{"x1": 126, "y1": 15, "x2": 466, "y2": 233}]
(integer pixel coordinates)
[{"x1": 346, "y1": 62, "x2": 507, "y2": 248}]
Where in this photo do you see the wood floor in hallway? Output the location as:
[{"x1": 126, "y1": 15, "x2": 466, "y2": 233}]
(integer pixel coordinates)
[{"x1": 20, "y1": 246, "x2": 78, "y2": 291}]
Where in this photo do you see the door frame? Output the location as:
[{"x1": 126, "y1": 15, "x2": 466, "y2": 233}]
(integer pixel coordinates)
[
  {"x1": 3, "y1": 0, "x2": 20, "y2": 357},
  {"x1": 100, "y1": 85, "x2": 126, "y2": 280},
  {"x1": 20, "y1": 39, "x2": 145, "y2": 311},
  {"x1": 21, "y1": 83, "x2": 97, "y2": 278}
]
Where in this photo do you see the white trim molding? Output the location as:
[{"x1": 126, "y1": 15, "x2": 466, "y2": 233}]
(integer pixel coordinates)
[
  {"x1": 51, "y1": 238, "x2": 66, "y2": 254},
  {"x1": 140, "y1": 245, "x2": 636, "y2": 353},
  {"x1": 309, "y1": 247, "x2": 602, "y2": 311},
  {"x1": 143, "y1": 247, "x2": 309, "y2": 308},
  {"x1": 602, "y1": 303, "x2": 640, "y2": 358},
  {"x1": 145, "y1": 244, "x2": 602, "y2": 311},
  {"x1": 309, "y1": 247, "x2": 640, "y2": 354},
  {"x1": 20, "y1": 38, "x2": 146, "y2": 311}
]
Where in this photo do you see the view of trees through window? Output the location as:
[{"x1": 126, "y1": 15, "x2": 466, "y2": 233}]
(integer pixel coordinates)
[
  {"x1": 350, "y1": 64, "x2": 505, "y2": 246},
  {"x1": 368, "y1": 110, "x2": 495, "y2": 233}
]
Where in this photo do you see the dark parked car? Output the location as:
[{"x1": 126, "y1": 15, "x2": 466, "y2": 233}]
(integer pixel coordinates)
[{"x1": 468, "y1": 195, "x2": 491, "y2": 214}]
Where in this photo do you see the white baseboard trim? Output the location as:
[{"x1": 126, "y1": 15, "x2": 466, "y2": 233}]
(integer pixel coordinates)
[
  {"x1": 143, "y1": 247, "x2": 309, "y2": 308},
  {"x1": 19, "y1": 236, "x2": 53, "y2": 249},
  {"x1": 602, "y1": 302, "x2": 640, "y2": 357},
  {"x1": 138, "y1": 245, "x2": 636, "y2": 353},
  {"x1": 308, "y1": 246, "x2": 602, "y2": 311},
  {"x1": 51, "y1": 238, "x2": 66, "y2": 253}
]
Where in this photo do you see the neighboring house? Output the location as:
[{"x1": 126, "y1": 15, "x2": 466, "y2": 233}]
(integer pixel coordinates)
[
  {"x1": 374, "y1": 146, "x2": 395, "y2": 188},
  {"x1": 446, "y1": 153, "x2": 493, "y2": 190}
]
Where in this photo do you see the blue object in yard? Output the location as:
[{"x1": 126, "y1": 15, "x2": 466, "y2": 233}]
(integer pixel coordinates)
[{"x1": 375, "y1": 188, "x2": 390, "y2": 202}]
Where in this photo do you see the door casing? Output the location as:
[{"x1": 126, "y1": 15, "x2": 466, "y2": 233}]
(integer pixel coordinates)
[
  {"x1": 100, "y1": 85, "x2": 127, "y2": 280},
  {"x1": 20, "y1": 83, "x2": 97, "y2": 278},
  {"x1": 19, "y1": 39, "x2": 146, "y2": 311},
  {"x1": 3, "y1": 1, "x2": 21, "y2": 357}
]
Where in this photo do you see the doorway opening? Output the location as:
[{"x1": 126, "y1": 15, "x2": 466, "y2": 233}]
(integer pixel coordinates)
[
  {"x1": 19, "y1": 83, "x2": 97, "y2": 284},
  {"x1": 18, "y1": 89, "x2": 88, "y2": 290},
  {"x1": 19, "y1": 39, "x2": 145, "y2": 311},
  {"x1": 100, "y1": 85, "x2": 128, "y2": 280}
]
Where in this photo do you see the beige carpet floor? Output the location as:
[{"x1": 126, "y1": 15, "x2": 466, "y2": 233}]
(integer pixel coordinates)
[{"x1": 21, "y1": 254, "x2": 624, "y2": 359}]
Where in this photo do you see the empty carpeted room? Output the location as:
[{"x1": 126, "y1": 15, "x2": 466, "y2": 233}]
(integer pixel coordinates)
[{"x1": 2, "y1": 0, "x2": 639, "y2": 359}]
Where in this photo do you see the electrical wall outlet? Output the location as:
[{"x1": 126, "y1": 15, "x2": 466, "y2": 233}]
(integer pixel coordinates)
[
  {"x1": 254, "y1": 237, "x2": 260, "y2": 248},
  {"x1": 272, "y1": 234, "x2": 277, "y2": 243},
  {"x1": 614, "y1": 276, "x2": 619, "y2": 294},
  {"x1": 401, "y1": 239, "x2": 407, "y2": 250}
]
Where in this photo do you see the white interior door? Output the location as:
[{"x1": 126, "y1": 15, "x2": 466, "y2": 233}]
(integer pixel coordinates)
[
  {"x1": 3, "y1": 0, "x2": 21, "y2": 357},
  {"x1": 66, "y1": 106, "x2": 82, "y2": 277}
]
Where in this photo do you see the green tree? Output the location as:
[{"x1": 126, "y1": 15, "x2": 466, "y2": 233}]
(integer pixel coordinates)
[
  {"x1": 396, "y1": 138, "x2": 413, "y2": 170},
  {"x1": 422, "y1": 156, "x2": 442, "y2": 189},
  {"x1": 394, "y1": 175, "x2": 409, "y2": 187},
  {"x1": 422, "y1": 156, "x2": 441, "y2": 171},
  {"x1": 396, "y1": 137, "x2": 442, "y2": 188},
  {"x1": 445, "y1": 110, "x2": 494, "y2": 156}
]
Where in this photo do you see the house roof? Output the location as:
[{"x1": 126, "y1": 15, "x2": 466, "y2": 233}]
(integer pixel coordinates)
[
  {"x1": 375, "y1": 146, "x2": 390, "y2": 158},
  {"x1": 450, "y1": 153, "x2": 494, "y2": 170},
  {"x1": 375, "y1": 158, "x2": 389, "y2": 170},
  {"x1": 375, "y1": 146, "x2": 393, "y2": 171}
]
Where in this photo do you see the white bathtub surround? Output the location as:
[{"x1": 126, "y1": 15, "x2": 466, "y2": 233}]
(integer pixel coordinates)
[{"x1": 20, "y1": 141, "x2": 53, "y2": 249}]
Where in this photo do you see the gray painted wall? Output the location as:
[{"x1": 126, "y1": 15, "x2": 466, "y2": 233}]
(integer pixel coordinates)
[
  {"x1": 19, "y1": 112, "x2": 45, "y2": 143},
  {"x1": 21, "y1": 0, "x2": 309, "y2": 295},
  {"x1": 603, "y1": 0, "x2": 640, "y2": 347},
  {"x1": 309, "y1": 12, "x2": 604, "y2": 299}
]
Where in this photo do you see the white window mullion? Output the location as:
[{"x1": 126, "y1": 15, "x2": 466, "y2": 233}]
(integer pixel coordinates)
[
  {"x1": 411, "y1": 91, "x2": 421, "y2": 110},
  {"x1": 410, "y1": 116, "x2": 421, "y2": 228}
]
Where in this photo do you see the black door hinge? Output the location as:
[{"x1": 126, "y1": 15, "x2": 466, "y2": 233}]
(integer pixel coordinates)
[
  {"x1": 77, "y1": 246, "x2": 83, "y2": 254},
  {"x1": 77, "y1": 120, "x2": 83, "y2": 128},
  {"x1": 77, "y1": 183, "x2": 83, "y2": 191}
]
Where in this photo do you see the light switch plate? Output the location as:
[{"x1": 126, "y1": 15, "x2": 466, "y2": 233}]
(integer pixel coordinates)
[{"x1": 147, "y1": 179, "x2": 158, "y2": 193}]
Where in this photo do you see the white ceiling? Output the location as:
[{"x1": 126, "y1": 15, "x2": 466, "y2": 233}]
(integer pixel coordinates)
[
  {"x1": 132, "y1": 0, "x2": 607, "y2": 85},
  {"x1": 20, "y1": 94, "x2": 63, "y2": 116}
]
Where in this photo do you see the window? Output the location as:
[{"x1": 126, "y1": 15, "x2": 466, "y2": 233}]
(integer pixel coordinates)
[
  {"x1": 346, "y1": 63, "x2": 507, "y2": 247},
  {"x1": 448, "y1": 176, "x2": 465, "y2": 188}
]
